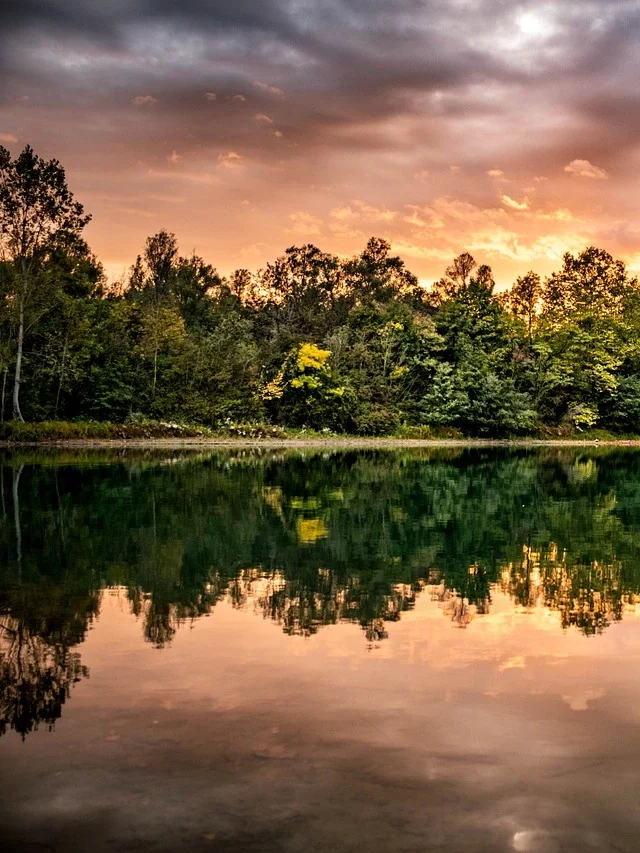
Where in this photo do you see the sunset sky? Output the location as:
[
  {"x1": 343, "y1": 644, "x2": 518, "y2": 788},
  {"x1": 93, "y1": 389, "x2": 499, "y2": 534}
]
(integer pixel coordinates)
[{"x1": 1, "y1": 0, "x2": 639, "y2": 287}]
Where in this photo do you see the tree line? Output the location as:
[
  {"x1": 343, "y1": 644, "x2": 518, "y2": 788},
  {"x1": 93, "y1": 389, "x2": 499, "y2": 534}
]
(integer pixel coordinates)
[{"x1": 2, "y1": 143, "x2": 640, "y2": 436}]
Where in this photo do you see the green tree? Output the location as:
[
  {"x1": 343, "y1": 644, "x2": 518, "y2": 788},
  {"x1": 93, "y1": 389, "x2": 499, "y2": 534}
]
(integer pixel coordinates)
[
  {"x1": 430, "y1": 251, "x2": 476, "y2": 305},
  {"x1": 533, "y1": 248, "x2": 639, "y2": 429},
  {"x1": 18, "y1": 237, "x2": 103, "y2": 420},
  {"x1": 543, "y1": 247, "x2": 636, "y2": 322},
  {"x1": 174, "y1": 254, "x2": 221, "y2": 331},
  {"x1": 508, "y1": 271, "x2": 542, "y2": 342},
  {"x1": 343, "y1": 237, "x2": 423, "y2": 306},
  {"x1": 129, "y1": 229, "x2": 178, "y2": 303},
  {"x1": 265, "y1": 342, "x2": 355, "y2": 430},
  {"x1": 420, "y1": 358, "x2": 536, "y2": 435},
  {"x1": 0, "y1": 145, "x2": 90, "y2": 420}
]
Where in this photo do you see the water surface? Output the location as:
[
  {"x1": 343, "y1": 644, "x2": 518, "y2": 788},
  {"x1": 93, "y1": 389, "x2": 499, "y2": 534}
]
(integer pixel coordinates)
[{"x1": 1, "y1": 447, "x2": 640, "y2": 852}]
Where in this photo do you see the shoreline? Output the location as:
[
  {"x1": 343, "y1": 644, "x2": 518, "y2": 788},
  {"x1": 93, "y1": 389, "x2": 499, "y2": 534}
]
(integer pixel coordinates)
[{"x1": 1, "y1": 436, "x2": 640, "y2": 449}]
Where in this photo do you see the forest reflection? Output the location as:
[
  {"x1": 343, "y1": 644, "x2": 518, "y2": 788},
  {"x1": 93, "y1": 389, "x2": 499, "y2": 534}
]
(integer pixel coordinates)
[{"x1": 1, "y1": 446, "x2": 640, "y2": 737}]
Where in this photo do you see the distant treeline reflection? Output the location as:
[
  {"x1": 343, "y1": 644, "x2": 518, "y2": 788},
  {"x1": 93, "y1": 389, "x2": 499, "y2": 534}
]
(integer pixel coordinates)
[{"x1": 1, "y1": 448, "x2": 640, "y2": 736}]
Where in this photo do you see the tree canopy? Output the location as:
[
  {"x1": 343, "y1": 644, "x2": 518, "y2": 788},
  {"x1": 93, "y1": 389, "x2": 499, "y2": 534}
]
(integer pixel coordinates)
[{"x1": 2, "y1": 144, "x2": 640, "y2": 437}]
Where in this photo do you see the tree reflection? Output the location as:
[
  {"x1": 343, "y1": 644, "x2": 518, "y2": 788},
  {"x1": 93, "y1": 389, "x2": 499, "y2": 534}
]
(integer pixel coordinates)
[
  {"x1": 0, "y1": 585, "x2": 97, "y2": 738},
  {"x1": 229, "y1": 569, "x2": 420, "y2": 641},
  {"x1": 2, "y1": 447, "x2": 640, "y2": 736},
  {"x1": 500, "y1": 544, "x2": 634, "y2": 634}
]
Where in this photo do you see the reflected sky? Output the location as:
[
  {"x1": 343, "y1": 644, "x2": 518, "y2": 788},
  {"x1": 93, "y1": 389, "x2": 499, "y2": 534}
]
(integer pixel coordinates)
[{"x1": 1, "y1": 448, "x2": 640, "y2": 852}]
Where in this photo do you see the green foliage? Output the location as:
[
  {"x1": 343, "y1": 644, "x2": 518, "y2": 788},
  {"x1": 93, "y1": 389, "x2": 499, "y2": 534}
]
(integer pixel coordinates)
[
  {"x1": 266, "y1": 342, "x2": 357, "y2": 431},
  {"x1": 420, "y1": 360, "x2": 536, "y2": 436},
  {"x1": 0, "y1": 145, "x2": 93, "y2": 422},
  {"x1": 2, "y1": 145, "x2": 640, "y2": 438},
  {"x1": 543, "y1": 247, "x2": 636, "y2": 321},
  {"x1": 529, "y1": 249, "x2": 639, "y2": 430},
  {"x1": 0, "y1": 420, "x2": 211, "y2": 441}
]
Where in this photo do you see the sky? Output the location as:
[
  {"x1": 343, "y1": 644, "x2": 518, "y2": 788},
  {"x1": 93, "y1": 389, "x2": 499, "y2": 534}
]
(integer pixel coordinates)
[{"x1": 1, "y1": 0, "x2": 639, "y2": 288}]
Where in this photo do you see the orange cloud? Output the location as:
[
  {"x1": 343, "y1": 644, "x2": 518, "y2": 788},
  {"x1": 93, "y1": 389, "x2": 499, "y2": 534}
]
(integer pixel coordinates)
[
  {"x1": 253, "y1": 81, "x2": 285, "y2": 99},
  {"x1": 564, "y1": 159, "x2": 609, "y2": 179},
  {"x1": 217, "y1": 151, "x2": 244, "y2": 170},
  {"x1": 501, "y1": 194, "x2": 530, "y2": 211},
  {"x1": 131, "y1": 95, "x2": 157, "y2": 106},
  {"x1": 287, "y1": 211, "x2": 322, "y2": 236}
]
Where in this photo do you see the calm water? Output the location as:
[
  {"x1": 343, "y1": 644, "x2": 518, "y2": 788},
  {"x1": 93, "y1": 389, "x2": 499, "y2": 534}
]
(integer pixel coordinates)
[{"x1": 1, "y1": 447, "x2": 640, "y2": 853}]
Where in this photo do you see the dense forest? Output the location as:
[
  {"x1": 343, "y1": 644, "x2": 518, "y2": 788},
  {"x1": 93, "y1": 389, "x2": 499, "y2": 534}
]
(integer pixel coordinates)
[{"x1": 2, "y1": 144, "x2": 640, "y2": 437}]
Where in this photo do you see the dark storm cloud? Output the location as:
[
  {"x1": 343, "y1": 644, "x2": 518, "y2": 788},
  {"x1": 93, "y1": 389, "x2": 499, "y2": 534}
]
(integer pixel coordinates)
[
  {"x1": 3, "y1": 0, "x2": 639, "y2": 175},
  {"x1": 2, "y1": 1, "x2": 636, "y2": 91},
  {"x1": 1, "y1": 0, "x2": 288, "y2": 40},
  {"x1": 0, "y1": 1, "x2": 498, "y2": 157},
  {"x1": 1, "y1": 0, "x2": 638, "y2": 282},
  {"x1": 0, "y1": 0, "x2": 524, "y2": 95},
  {"x1": 0, "y1": 0, "x2": 122, "y2": 53}
]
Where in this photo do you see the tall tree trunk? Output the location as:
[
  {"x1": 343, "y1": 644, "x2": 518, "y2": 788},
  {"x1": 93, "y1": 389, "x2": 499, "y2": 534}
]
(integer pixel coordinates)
[
  {"x1": 151, "y1": 304, "x2": 159, "y2": 400},
  {"x1": 54, "y1": 333, "x2": 69, "y2": 419},
  {"x1": 12, "y1": 290, "x2": 25, "y2": 422},
  {"x1": 1, "y1": 366, "x2": 7, "y2": 423},
  {"x1": 153, "y1": 342, "x2": 158, "y2": 399}
]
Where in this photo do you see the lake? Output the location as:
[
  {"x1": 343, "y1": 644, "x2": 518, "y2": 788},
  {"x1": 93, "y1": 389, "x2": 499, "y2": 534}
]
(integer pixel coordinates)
[{"x1": 1, "y1": 447, "x2": 640, "y2": 853}]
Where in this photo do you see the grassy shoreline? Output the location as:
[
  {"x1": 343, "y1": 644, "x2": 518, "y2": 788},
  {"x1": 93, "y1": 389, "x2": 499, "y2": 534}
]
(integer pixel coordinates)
[{"x1": 0, "y1": 420, "x2": 639, "y2": 447}]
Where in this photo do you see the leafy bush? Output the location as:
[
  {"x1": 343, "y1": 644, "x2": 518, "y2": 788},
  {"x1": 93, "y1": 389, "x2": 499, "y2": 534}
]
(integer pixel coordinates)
[
  {"x1": 352, "y1": 403, "x2": 399, "y2": 436},
  {"x1": 420, "y1": 361, "x2": 537, "y2": 437},
  {"x1": 0, "y1": 420, "x2": 212, "y2": 442},
  {"x1": 394, "y1": 424, "x2": 463, "y2": 440},
  {"x1": 213, "y1": 422, "x2": 288, "y2": 439}
]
